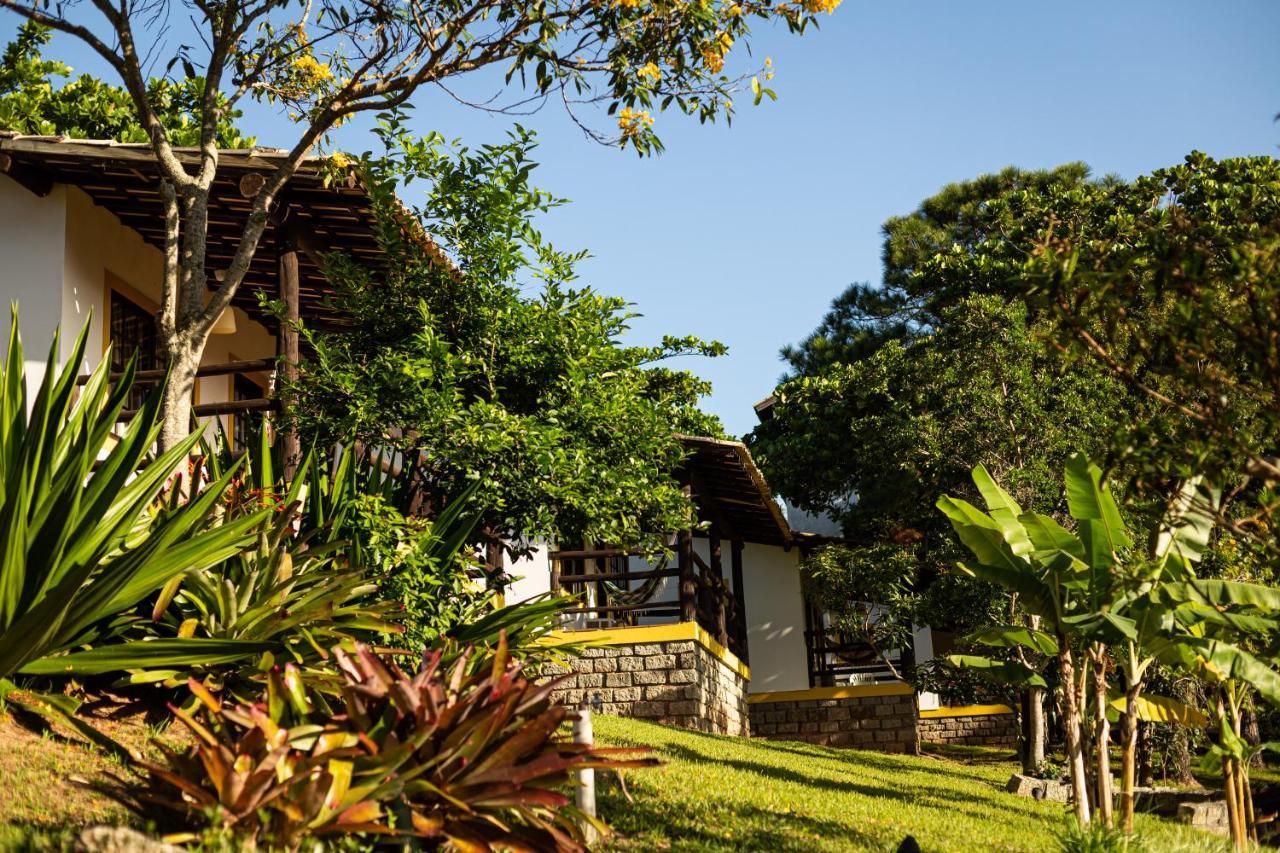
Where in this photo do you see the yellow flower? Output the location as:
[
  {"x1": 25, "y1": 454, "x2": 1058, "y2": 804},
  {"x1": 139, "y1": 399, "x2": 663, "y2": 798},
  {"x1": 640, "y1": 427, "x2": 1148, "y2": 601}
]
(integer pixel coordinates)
[
  {"x1": 717, "y1": 31, "x2": 734, "y2": 51},
  {"x1": 802, "y1": 0, "x2": 841, "y2": 12},
  {"x1": 329, "y1": 151, "x2": 353, "y2": 168},
  {"x1": 727, "y1": 2, "x2": 743, "y2": 14},
  {"x1": 291, "y1": 53, "x2": 334, "y2": 85},
  {"x1": 617, "y1": 106, "x2": 655, "y2": 137},
  {"x1": 702, "y1": 48, "x2": 725, "y2": 74},
  {"x1": 765, "y1": 56, "x2": 772, "y2": 67},
  {"x1": 637, "y1": 62, "x2": 662, "y2": 83},
  {"x1": 614, "y1": 0, "x2": 645, "y2": 8}
]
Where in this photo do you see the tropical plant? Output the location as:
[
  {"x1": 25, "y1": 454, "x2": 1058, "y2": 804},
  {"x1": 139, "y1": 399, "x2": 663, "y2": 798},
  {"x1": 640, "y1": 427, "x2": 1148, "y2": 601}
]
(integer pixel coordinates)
[
  {"x1": 939, "y1": 454, "x2": 1280, "y2": 845},
  {"x1": 0, "y1": 315, "x2": 269, "y2": 745},
  {"x1": 107, "y1": 637, "x2": 656, "y2": 851}
]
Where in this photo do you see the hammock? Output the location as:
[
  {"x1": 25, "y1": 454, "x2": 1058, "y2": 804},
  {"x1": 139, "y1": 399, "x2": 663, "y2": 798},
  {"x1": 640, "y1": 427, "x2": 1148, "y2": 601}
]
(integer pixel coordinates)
[{"x1": 600, "y1": 554, "x2": 669, "y2": 607}]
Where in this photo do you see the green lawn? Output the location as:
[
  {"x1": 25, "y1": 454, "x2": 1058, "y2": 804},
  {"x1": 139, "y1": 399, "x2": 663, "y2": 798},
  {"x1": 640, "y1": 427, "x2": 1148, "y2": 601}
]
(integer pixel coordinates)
[{"x1": 593, "y1": 716, "x2": 1233, "y2": 852}]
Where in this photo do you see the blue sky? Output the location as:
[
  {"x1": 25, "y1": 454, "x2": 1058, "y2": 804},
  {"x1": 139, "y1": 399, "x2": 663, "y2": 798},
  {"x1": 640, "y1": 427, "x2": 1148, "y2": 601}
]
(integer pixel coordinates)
[{"x1": 5, "y1": 1, "x2": 1279, "y2": 436}]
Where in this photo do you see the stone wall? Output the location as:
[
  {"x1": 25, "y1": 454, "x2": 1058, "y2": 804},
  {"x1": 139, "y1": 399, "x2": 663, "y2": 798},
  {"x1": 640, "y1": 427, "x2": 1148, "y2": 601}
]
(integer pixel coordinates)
[
  {"x1": 918, "y1": 710, "x2": 1017, "y2": 747},
  {"x1": 546, "y1": 638, "x2": 748, "y2": 736},
  {"x1": 748, "y1": 690, "x2": 918, "y2": 753}
]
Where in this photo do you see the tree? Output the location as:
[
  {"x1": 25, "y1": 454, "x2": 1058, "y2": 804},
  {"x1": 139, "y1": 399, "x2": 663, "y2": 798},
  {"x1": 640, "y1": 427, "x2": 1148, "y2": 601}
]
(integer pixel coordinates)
[
  {"x1": 285, "y1": 120, "x2": 724, "y2": 560},
  {"x1": 0, "y1": 22, "x2": 252, "y2": 146},
  {"x1": 0, "y1": 0, "x2": 835, "y2": 453},
  {"x1": 776, "y1": 163, "x2": 1103, "y2": 378}
]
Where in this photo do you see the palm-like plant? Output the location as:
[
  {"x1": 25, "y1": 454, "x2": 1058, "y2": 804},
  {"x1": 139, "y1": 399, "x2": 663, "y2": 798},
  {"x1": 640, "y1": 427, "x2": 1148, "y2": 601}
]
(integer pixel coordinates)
[
  {"x1": 940, "y1": 454, "x2": 1280, "y2": 844},
  {"x1": 0, "y1": 314, "x2": 270, "y2": 745}
]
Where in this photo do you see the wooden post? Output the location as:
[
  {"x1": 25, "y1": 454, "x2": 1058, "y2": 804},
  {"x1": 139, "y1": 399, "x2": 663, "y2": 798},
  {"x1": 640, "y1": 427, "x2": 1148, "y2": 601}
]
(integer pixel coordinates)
[
  {"x1": 678, "y1": 528, "x2": 696, "y2": 623},
  {"x1": 730, "y1": 538, "x2": 747, "y2": 662},
  {"x1": 709, "y1": 524, "x2": 728, "y2": 647},
  {"x1": 277, "y1": 246, "x2": 301, "y2": 481}
]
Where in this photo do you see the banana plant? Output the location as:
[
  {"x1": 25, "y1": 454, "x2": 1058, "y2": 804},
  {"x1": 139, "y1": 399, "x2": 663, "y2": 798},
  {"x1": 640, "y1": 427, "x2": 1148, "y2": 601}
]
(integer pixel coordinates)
[
  {"x1": 0, "y1": 314, "x2": 272, "y2": 749},
  {"x1": 938, "y1": 458, "x2": 1105, "y2": 825}
]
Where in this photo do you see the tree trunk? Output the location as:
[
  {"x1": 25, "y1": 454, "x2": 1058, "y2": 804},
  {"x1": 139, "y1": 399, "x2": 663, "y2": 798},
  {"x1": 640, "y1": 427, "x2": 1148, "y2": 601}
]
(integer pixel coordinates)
[
  {"x1": 1244, "y1": 695, "x2": 1263, "y2": 770},
  {"x1": 1026, "y1": 686, "x2": 1047, "y2": 773},
  {"x1": 1218, "y1": 693, "x2": 1246, "y2": 851},
  {"x1": 1091, "y1": 649, "x2": 1113, "y2": 827},
  {"x1": 1059, "y1": 643, "x2": 1092, "y2": 825},
  {"x1": 159, "y1": 333, "x2": 206, "y2": 458},
  {"x1": 1120, "y1": 679, "x2": 1142, "y2": 833}
]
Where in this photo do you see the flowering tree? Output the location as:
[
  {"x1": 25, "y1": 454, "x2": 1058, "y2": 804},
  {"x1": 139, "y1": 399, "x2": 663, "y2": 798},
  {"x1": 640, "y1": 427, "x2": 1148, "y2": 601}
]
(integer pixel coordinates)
[{"x1": 0, "y1": 0, "x2": 835, "y2": 451}]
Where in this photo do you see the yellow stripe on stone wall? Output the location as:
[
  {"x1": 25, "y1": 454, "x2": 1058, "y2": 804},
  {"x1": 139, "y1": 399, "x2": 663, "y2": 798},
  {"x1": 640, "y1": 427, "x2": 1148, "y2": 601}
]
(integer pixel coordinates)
[
  {"x1": 543, "y1": 621, "x2": 751, "y2": 681},
  {"x1": 918, "y1": 704, "x2": 1014, "y2": 718},
  {"x1": 746, "y1": 683, "x2": 915, "y2": 704}
]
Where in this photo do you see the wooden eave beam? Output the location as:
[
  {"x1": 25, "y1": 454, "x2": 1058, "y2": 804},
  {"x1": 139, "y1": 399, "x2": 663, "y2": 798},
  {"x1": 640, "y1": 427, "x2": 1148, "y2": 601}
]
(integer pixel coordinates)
[{"x1": 0, "y1": 153, "x2": 53, "y2": 197}]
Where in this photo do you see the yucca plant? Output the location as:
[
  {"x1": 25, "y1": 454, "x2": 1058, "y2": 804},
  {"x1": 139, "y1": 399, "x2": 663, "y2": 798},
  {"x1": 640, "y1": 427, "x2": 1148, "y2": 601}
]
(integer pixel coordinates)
[
  {"x1": 0, "y1": 313, "x2": 273, "y2": 744},
  {"x1": 110, "y1": 635, "x2": 656, "y2": 851},
  {"x1": 130, "y1": 425, "x2": 495, "y2": 691}
]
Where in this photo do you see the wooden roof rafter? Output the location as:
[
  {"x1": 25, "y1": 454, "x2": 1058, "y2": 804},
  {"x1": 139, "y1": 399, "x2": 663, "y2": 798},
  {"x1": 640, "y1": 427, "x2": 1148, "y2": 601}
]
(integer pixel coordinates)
[{"x1": 0, "y1": 131, "x2": 454, "y2": 332}]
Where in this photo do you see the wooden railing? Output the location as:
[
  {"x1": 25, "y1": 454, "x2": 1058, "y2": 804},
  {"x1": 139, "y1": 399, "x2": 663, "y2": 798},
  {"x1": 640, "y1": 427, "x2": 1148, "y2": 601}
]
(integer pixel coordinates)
[
  {"x1": 549, "y1": 528, "x2": 749, "y2": 663},
  {"x1": 76, "y1": 358, "x2": 279, "y2": 420},
  {"x1": 803, "y1": 600, "x2": 905, "y2": 687}
]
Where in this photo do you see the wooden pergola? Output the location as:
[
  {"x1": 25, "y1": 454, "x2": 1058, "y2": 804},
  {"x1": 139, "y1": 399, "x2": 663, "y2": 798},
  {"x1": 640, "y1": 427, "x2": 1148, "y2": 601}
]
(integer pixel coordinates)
[
  {"x1": 0, "y1": 132, "x2": 447, "y2": 469},
  {"x1": 548, "y1": 435, "x2": 794, "y2": 663}
]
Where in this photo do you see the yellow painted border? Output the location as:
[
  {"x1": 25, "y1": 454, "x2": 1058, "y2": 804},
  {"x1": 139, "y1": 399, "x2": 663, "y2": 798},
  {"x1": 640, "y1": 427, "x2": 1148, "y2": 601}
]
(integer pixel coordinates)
[
  {"x1": 919, "y1": 704, "x2": 1014, "y2": 719},
  {"x1": 746, "y1": 682, "x2": 914, "y2": 704},
  {"x1": 543, "y1": 621, "x2": 750, "y2": 681}
]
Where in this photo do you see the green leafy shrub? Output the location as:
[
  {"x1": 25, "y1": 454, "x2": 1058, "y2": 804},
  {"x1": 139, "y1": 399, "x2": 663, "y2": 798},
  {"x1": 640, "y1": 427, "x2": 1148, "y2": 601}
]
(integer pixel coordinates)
[
  {"x1": 108, "y1": 637, "x2": 655, "y2": 851},
  {"x1": 0, "y1": 315, "x2": 269, "y2": 743}
]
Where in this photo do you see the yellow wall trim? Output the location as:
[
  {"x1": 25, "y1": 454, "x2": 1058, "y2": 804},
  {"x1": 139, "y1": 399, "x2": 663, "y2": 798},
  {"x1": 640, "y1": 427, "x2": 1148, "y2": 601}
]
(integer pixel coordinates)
[
  {"x1": 747, "y1": 682, "x2": 914, "y2": 704},
  {"x1": 919, "y1": 704, "x2": 1014, "y2": 719},
  {"x1": 544, "y1": 622, "x2": 750, "y2": 681}
]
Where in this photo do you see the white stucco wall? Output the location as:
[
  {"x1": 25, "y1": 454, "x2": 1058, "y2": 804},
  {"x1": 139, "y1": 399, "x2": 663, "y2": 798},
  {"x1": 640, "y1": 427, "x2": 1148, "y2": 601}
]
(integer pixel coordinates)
[
  {"x1": 740, "y1": 542, "x2": 810, "y2": 693},
  {"x1": 0, "y1": 177, "x2": 68, "y2": 387},
  {"x1": 0, "y1": 178, "x2": 278, "y2": 435},
  {"x1": 503, "y1": 542, "x2": 553, "y2": 603}
]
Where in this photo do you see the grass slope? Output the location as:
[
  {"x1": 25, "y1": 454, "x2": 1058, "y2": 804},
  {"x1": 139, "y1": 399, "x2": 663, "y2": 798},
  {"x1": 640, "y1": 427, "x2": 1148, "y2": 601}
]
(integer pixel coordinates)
[{"x1": 594, "y1": 716, "x2": 1230, "y2": 852}]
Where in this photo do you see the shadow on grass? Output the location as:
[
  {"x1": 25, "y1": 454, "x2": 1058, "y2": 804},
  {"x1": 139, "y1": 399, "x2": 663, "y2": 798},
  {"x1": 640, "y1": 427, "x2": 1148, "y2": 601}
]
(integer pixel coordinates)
[
  {"x1": 600, "y1": 723, "x2": 1061, "y2": 837},
  {"x1": 599, "y1": 792, "x2": 889, "y2": 852}
]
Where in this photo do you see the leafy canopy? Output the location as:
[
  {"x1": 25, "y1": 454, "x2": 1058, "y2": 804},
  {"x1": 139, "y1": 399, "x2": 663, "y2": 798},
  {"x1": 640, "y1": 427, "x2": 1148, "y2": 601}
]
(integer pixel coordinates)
[
  {"x1": 0, "y1": 22, "x2": 252, "y2": 147},
  {"x1": 286, "y1": 117, "x2": 724, "y2": 558}
]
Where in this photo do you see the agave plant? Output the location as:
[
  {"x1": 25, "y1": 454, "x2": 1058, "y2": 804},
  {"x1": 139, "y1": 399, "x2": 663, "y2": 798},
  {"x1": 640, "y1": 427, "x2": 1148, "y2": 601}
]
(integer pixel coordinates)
[
  {"x1": 109, "y1": 635, "x2": 656, "y2": 852},
  {"x1": 0, "y1": 314, "x2": 271, "y2": 744},
  {"x1": 128, "y1": 424, "x2": 501, "y2": 691}
]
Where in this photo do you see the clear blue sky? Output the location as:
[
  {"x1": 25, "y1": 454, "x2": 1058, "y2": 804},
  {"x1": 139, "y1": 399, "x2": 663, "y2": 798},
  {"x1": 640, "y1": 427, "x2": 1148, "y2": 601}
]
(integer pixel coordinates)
[{"x1": 5, "y1": 1, "x2": 1278, "y2": 436}]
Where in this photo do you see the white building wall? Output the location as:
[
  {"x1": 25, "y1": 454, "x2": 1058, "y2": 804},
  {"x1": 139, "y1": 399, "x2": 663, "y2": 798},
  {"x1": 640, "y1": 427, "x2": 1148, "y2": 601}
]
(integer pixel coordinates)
[
  {"x1": 503, "y1": 542, "x2": 553, "y2": 604},
  {"x1": 740, "y1": 542, "x2": 810, "y2": 693},
  {"x1": 0, "y1": 177, "x2": 68, "y2": 388},
  {"x1": 59, "y1": 187, "x2": 278, "y2": 436}
]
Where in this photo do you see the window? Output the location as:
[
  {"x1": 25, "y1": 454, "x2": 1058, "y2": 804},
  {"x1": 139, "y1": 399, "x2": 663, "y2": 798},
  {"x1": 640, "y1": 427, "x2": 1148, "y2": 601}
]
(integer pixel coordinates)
[{"x1": 108, "y1": 286, "x2": 159, "y2": 411}]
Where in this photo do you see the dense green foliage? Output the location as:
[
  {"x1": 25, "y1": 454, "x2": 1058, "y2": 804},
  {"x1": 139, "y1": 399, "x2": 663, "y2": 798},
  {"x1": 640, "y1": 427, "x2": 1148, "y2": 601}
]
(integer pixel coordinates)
[
  {"x1": 1007, "y1": 153, "x2": 1280, "y2": 534},
  {"x1": 0, "y1": 23, "x2": 252, "y2": 146},
  {"x1": 287, "y1": 119, "x2": 724, "y2": 559},
  {"x1": 749, "y1": 167, "x2": 1142, "y2": 659}
]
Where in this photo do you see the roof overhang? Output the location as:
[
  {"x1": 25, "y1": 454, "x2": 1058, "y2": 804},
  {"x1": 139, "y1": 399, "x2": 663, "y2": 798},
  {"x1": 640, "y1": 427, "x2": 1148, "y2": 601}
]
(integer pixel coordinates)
[
  {"x1": 0, "y1": 132, "x2": 393, "y2": 331},
  {"x1": 677, "y1": 434, "x2": 793, "y2": 547}
]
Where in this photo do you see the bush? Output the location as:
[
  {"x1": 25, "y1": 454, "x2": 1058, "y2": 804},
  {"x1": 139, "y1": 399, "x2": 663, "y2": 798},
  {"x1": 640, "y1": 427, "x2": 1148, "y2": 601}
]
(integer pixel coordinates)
[{"x1": 105, "y1": 636, "x2": 655, "y2": 851}]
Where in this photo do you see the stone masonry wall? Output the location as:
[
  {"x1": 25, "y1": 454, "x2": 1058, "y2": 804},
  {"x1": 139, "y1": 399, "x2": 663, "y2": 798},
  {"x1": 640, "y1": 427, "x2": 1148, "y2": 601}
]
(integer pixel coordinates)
[
  {"x1": 546, "y1": 639, "x2": 748, "y2": 736},
  {"x1": 748, "y1": 692, "x2": 918, "y2": 753},
  {"x1": 918, "y1": 711, "x2": 1017, "y2": 747}
]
